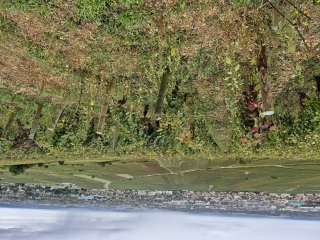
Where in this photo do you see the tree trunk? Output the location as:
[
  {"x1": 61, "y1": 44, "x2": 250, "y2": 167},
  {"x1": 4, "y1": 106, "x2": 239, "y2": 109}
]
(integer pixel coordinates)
[
  {"x1": 28, "y1": 103, "x2": 43, "y2": 140},
  {"x1": 96, "y1": 82, "x2": 113, "y2": 135},
  {"x1": 28, "y1": 81, "x2": 45, "y2": 140},
  {"x1": 155, "y1": 67, "x2": 170, "y2": 127},
  {"x1": 48, "y1": 99, "x2": 68, "y2": 131},
  {"x1": 315, "y1": 76, "x2": 320, "y2": 98},
  {"x1": 272, "y1": 6, "x2": 279, "y2": 30},
  {"x1": 1, "y1": 94, "x2": 17, "y2": 138},
  {"x1": 258, "y1": 46, "x2": 274, "y2": 115},
  {"x1": 1, "y1": 110, "x2": 16, "y2": 138},
  {"x1": 112, "y1": 129, "x2": 117, "y2": 151}
]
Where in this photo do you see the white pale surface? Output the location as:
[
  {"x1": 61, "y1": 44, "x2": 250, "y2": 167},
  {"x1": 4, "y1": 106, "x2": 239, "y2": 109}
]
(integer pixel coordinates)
[{"x1": 0, "y1": 207, "x2": 319, "y2": 240}]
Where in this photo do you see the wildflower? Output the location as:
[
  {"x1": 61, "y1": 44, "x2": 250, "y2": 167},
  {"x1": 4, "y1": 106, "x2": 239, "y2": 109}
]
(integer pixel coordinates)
[
  {"x1": 303, "y1": 21, "x2": 308, "y2": 26},
  {"x1": 295, "y1": 10, "x2": 299, "y2": 15}
]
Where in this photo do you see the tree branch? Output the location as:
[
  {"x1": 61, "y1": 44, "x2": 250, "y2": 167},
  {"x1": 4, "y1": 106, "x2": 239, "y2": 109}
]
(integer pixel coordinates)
[
  {"x1": 266, "y1": 0, "x2": 309, "y2": 51},
  {"x1": 284, "y1": 0, "x2": 312, "y2": 20}
]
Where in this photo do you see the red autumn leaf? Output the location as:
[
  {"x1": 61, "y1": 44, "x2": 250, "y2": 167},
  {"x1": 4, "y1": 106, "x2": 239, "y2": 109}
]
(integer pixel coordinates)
[
  {"x1": 269, "y1": 125, "x2": 276, "y2": 131},
  {"x1": 247, "y1": 84, "x2": 256, "y2": 95},
  {"x1": 250, "y1": 127, "x2": 259, "y2": 133}
]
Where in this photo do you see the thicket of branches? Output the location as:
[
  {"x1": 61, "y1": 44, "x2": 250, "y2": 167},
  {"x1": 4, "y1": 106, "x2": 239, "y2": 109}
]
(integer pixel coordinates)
[{"x1": 0, "y1": 0, "x2": 319, "y2": 159}]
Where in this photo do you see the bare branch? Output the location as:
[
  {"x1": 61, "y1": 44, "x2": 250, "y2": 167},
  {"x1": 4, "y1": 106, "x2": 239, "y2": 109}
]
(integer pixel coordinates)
[
  {"x1": 284, "y1": 0, "x2": 312, "y2": 20},
  {"x1": 266, "y1": 0, "x2": 309, "y2": 51}
]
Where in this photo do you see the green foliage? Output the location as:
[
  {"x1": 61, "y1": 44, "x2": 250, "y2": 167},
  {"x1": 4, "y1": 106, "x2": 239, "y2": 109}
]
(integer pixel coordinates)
[
  {"x1": 1, "y1": 0, "x2": 54, "y2": 14},
  {"x1": 115, "y1": 9, "x2": 148, "y2": 30},
  {"x1": 9, "y1": 164, "x2": 34, "y2": 176},
  {"x1": 76, "y1": 0, "x2": 106, "y2": 21},
  {"x1": 83, "y1": 118, "x2": 97, "y2": 146},
  {"x1": 51, "y1": 107, "x2": 87, "y2": 149},
  {"x1": 232, "y1": 0, "x2": 261, "y2": 9},
  {"x1": 110, "y1": 0, "x2": 144, "y2": 8},
  {"x1": 27, "y1": 43, "x2": 47, "y2": 61},
  {"x1": 289, "y1": 98, "x2": 320, "y2": 136},
  {"x1": 235, "y1": 156, "x2": 246, "y2": 164},
  {"x1": 1, "y1": 0, "x2": 320, "y2": 161},
  {"x1": 0, "y1": 13, "x2": 17, "y2": 31},
  {"x1": 0, "y1": 139, "x2": 11, "y2": 153},
  {"x1": 223, "y1": 55, "x2": 244, "y2": 143}
]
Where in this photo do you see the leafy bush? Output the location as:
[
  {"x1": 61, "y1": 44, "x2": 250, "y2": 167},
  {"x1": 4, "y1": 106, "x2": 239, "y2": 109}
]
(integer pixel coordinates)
[{"x1": 9, "y1": 164, "x2": 35, "y2": 176}]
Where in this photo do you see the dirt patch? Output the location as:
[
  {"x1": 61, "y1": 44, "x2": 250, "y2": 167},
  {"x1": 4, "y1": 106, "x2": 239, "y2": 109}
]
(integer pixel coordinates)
[
  {"x1": 74, "y1": 174, "x2": 109, "y2": 183},
  {"x1": 10, "y1": 123, "x2": 38, "y2": 151},
  {"x1": 116, "y1": 174, "x2": 134, "y2": 179}
]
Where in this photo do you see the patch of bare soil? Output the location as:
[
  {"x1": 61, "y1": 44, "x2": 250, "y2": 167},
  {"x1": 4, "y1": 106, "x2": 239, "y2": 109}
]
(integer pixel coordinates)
[
  {"x1": 116, "y1": 173, "x2": 134, "y2": 179},
  {"x1": 10, "y1": 123, "x2": 38, "y2": 151}
]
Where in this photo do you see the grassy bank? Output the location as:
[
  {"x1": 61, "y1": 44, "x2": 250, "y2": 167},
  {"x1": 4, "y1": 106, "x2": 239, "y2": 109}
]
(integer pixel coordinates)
[{"x1": 1, "y1": 157, "x2": 320, "y2": 194}]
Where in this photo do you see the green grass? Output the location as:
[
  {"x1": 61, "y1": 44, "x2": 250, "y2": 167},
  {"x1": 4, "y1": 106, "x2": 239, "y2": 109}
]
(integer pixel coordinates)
[
  {"x1": 74, "y1": 174, "x2": 109, "y2": 183},
  {"x1": 108, "y1": 158, "x2": 320, "y2": 192},
  {"x1": 1, "y1": 158, "x2": 320, "y2": 193}
]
